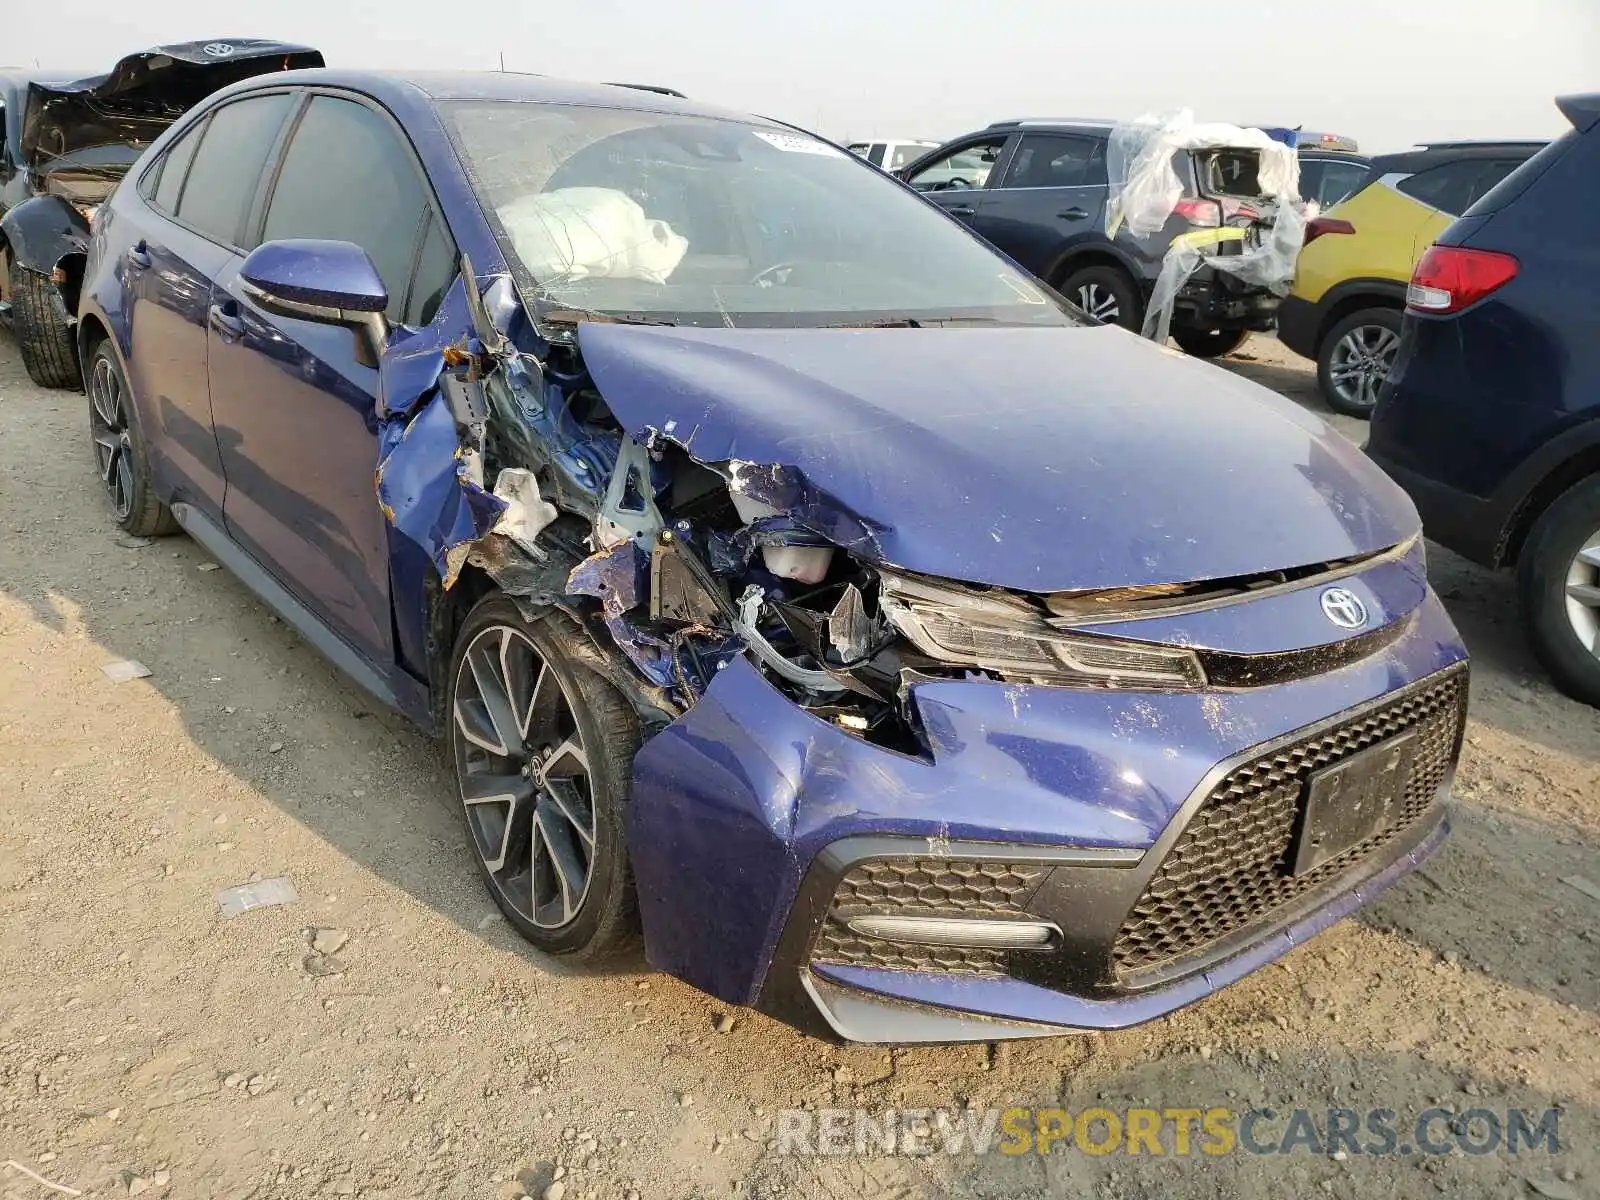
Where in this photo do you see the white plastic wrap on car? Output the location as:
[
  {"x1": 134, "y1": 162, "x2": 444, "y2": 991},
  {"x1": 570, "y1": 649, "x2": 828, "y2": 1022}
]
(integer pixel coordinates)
[
  {"x1": 1105, "y1": 111, "x2": 1306, "y2": 343},
  {"x1": 497, "y1": 187, "x2": 689, "y2": 287}
]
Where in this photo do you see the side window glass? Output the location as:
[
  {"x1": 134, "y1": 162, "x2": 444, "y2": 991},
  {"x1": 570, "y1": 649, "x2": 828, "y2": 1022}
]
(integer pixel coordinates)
[
  {"x1": 1468, "y1": 160, "x2": 1525, "y2": 208},
  {"x1": 150, "y1": 120, "x2": 204, "y2": 212},
  {"x1": 1296, "y1": 160, "x2": 1326, "y2": 206},
  {"x1": 1396, "y1": 162, "x2": 1489, "y2": 217},
  {"x1": 406, "y1": 212, "x2": 458, "y2": 327},
  {"x1": 905, "y1": 138, "x2": 1007, "y2": 192},
  {"x1": 867, "y1": 143, "x2": 888, "y2": 167},
  {"x1": 176, "y1": 94, "x2": 293, "y2": 244},
  {"x1": 887, "y1": 143, "x2": 928, "y2": 172},
  {"x1": 1318, "y1": 161, "x2": 1368, "y2": 208},
  {"x1": 1003, "y1": 135, "x2": 1105, "y2": 188},
  {"x1": 262, "y1": 96, "x2": 429, "y2": 322}
]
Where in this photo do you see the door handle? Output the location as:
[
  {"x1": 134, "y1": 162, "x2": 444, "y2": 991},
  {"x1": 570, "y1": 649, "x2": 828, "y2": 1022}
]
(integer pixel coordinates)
[
  {"x1": 1058, "y1": 207, "x2": 1089, "y2": 221},
  {"x1": 125, "y1": 242, "x2": 151, "y2": 270},
  {"x1": 946, "y1": 206, "x2": 977, "y2": 217},
  {"x1": 208, "y1": 302, "x2": 246, "y2": 341}
]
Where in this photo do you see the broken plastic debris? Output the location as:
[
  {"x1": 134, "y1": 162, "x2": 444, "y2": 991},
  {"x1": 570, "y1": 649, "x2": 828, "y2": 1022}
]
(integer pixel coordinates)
[
  {"x1": 115, "y1": 535, "x2": 154, "y2": 549},
  {"x1": 490, "y1": 467, "x2": 558, "y2": 557},
  {"x1": 215, "y1": 876, "x2": 299, "y2": 918},
  {"x1": 197, "y1": 561, "x2": 221, "y2": 572},
  {"x1": 101, "y1": 659, "x2": 152, "y2": 683}
]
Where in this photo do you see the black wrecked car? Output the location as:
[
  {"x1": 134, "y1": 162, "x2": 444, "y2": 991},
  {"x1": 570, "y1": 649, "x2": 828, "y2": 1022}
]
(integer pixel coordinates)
[{"x1": 0, "y1": 38, "x2": 321, "y2": 387}]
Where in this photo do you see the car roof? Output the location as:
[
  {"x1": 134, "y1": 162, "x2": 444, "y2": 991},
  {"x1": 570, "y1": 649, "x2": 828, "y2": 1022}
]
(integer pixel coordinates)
[
  {"x1": 225, "y1": 68, "x2": 767, "y2": 127},
  {"x1": 1371, "y1": 141, "x2": 1547, "y2": 174},
  {"x1": 984, "y1": 118, "x2": 1117, "y2": 137}
]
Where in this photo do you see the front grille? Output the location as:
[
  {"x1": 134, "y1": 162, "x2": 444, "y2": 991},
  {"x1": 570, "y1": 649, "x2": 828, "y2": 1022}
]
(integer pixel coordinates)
[
  {"x1": 1113, "y1": 667, "x2": 1467, "y2": 979},
  {"x1": 811, "y1": 858, "x2": 1047, "y2": 976}
]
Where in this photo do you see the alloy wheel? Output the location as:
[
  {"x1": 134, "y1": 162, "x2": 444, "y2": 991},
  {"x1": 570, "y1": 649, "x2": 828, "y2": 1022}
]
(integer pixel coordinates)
[
  {"x1": 452, "y1": 625, "x2": 596, "y2": 929},
  {"x1": 1075, "y1": 282, "x2": 1121, "y2": 324},
  {"x1": 1564, "y1": 528, "x2": 1600, "y2": 661},
  {"x1": 89, "y1": 355, "x2": 135, "y2": 520},
  {"x1": 1327, "y1": 323, "x2": 1400, "y2": 411}
]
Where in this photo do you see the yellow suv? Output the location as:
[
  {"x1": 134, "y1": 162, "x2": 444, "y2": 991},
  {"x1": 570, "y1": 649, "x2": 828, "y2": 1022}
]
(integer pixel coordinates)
[{"x1": 1277, "y1": 141, "x2": 1543, "y2": 416}]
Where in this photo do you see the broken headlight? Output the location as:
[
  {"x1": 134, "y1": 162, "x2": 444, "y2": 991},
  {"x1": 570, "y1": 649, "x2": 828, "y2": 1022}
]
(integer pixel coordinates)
[{"x1": 879, "y1": 573, "x2": 1205, "y2": 690}]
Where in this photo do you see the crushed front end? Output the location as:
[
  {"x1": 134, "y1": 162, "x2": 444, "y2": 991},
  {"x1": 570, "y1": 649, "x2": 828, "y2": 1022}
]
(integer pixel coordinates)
[{"x1": 375, "y1": 279, "x2": 1468, "y2": 1041}]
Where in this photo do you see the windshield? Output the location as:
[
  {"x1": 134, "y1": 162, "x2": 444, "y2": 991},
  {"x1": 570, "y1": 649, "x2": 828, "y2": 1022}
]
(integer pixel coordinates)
[{"x1": 440, "y1": 101, "x2": 1078, "y2": 329}]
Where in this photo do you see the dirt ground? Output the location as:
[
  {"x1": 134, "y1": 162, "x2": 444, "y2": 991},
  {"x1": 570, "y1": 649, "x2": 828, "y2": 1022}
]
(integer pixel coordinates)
[{"x1": 0, "y1": 334, "x2": 1596, "y2": 1200}]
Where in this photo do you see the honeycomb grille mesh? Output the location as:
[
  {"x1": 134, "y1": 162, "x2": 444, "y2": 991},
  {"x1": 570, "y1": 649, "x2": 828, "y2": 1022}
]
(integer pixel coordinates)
[
  {"x1": 811, "y1": 859, "x2": 1047, "y2": 976},
  {"x1": 1113, "y1": 668, "x2": 1467, "y2": 978}
]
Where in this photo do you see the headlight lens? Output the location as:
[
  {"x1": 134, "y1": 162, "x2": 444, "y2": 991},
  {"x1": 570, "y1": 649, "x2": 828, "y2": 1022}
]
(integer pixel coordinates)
[{"x1": 880, "y1": 574, "x2": 1205, "y2": 690}]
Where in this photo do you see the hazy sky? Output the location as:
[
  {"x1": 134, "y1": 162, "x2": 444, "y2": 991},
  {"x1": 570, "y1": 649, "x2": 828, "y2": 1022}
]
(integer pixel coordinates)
[{"x1": 7, "y1": 0, "x2": 1596, "y2": 153}]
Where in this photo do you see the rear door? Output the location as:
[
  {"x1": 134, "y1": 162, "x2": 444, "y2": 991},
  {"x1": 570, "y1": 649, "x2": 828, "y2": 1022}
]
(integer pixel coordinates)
[
  {"x1": 901, "y1": 134, "x2": 1011, "y2": 229},
  {"x1": 969, "y1": 132, "x2": 1107, "y2": 281},
  {"x1": 204, "y1": 91, "x2": 456, "y2": 667},
  {"x1": 122, "y1": 92, "x2": 296, "y2": 520}
]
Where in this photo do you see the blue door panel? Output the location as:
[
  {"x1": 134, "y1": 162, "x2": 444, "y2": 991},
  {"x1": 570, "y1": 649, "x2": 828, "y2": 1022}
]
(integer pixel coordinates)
[
  {"x1": 206, "y1": 259, "x2": 393, "y2": 668},
  {"x1": 127, "y1": 222, "x2": 232, "y2": 519}
]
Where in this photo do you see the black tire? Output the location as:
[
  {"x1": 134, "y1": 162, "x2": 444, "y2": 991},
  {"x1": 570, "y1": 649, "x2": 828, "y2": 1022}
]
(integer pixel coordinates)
[
  {"x1": 10, "y1": 263, "x2": 82, "y2": 390},
  {"x1": 86, "y1": 340, "x2": 180, "y2": 537},
  {"x1": 1316, "y1": 306, "x2": 1402, "y2": 418},
  {"x1": 1516, "y1": 475, "x2": 1600, "y2": 708},
  {"x1": 1058, "y1": 264, "x2": 1140, "y2": 331},
  {"x1": 447, "y1": 595, "x2": 643, "y2": 959},
  {"x1": 1172, "y1": 326, "x2": 1249, "y2": 359}
]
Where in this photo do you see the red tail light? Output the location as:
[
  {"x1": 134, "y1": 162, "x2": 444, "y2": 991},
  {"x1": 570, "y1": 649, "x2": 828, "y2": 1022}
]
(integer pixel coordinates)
[
  {"x1": 1407, "y1": 245, "x2": 1519, "y2": 314},
  {"x1": 1303, "y1": 217, "x2": 1355, "y2": 244},
  {"x1": 1173, "y1": 197, "x2": 1222, "y2": 227}
]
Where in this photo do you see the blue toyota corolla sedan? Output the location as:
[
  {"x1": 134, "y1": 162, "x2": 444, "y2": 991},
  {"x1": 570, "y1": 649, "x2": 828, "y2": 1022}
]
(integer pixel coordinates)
[{"x1": 78, "y1": 69, "x2": 1468, "y2": 1042}]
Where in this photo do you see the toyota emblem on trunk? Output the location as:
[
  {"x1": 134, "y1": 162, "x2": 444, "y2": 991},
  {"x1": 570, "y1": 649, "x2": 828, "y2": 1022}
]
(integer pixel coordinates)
[
  {"x1": 203, "y1": 43, "x2": 235, "y2": 57},
  {"x1": 1321, "y1": 587, "x2": 1368, "y2": 630}
]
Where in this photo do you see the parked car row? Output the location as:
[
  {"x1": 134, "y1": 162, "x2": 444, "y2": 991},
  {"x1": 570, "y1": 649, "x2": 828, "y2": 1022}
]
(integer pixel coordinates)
[
  {"x1": 0, "y1": 40, "x2": 324, "y2": 387},
  {"x1": 883, "y1": 117, "x2": 1366, "y2": 356},
  {"x1": 43, "y1": 55, "x2": 1482, "y2": 1043},
  {"x1": 1279, "y1": 139, "x2": 1544, "y2": 416}
]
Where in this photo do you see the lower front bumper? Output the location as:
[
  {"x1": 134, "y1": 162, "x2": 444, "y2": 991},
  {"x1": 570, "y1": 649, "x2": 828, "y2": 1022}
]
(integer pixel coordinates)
[
  {"x1": 790, "y1": 812, "x2": 1447, "y2": 1043},
  {"x1": 625, "y1": 587, "x2": 1466, "y2": 1041}
]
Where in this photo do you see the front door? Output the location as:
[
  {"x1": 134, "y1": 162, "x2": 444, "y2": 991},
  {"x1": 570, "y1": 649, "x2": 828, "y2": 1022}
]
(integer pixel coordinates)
[{"x1": 902, "y1": 134, "x2": 1011, "y2": 229}]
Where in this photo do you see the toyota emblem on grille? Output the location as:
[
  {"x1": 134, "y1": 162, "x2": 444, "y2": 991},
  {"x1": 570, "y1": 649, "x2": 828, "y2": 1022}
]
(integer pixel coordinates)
[
  {"x1": 1320, "y1": 587, "x2": 1368, "y2": 630},
  {"x1": 203, "y1": 43, "x2": 236, "y2": 57}
]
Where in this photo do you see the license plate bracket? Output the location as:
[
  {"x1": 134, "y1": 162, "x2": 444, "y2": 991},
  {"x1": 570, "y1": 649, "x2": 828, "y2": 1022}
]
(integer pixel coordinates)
[{"x1": 1291, "y1": 729, "x2": 1420, "y2": 875}]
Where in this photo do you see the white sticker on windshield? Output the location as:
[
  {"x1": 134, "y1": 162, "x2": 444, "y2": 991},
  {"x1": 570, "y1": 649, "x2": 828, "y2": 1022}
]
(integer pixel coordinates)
[{"x1": 753, "y1": 130, "x2": 845, "y2": 157}]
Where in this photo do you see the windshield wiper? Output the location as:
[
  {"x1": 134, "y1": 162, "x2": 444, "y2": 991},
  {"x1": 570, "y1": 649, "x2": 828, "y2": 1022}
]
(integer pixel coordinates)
[
  {"x1": 536, "y1": 307, "x2": 677, "y2": 328},
  {"x1": 824, "y1": 317, "x2": 923, "y2": 329}
]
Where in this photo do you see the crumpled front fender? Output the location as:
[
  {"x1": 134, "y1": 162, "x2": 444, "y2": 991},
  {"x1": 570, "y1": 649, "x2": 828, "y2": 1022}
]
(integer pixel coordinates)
[{"x1": 0, "y1": 194, "x2": 91, "y2": 276}]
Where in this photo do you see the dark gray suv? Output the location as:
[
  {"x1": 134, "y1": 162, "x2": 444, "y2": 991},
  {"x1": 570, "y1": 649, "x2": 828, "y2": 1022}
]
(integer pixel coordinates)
[{"x1": 900, "y1": 119, "x2": 1368, "y2": 357}]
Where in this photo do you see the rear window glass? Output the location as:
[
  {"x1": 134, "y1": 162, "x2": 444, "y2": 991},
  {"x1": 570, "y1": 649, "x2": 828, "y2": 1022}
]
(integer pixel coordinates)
[
  {"x1": 150, "y1": 121, "x2": 202, "y2": 213},
  {"x1": 176, "y1": 94, "x2": 293, "y2": 244},
  {"x1": 1199, "y1": 150, "x2": 1262, "y2": 197}
]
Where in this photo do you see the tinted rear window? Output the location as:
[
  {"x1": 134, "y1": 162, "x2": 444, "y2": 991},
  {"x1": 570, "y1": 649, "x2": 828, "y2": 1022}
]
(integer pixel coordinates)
[{"x1": 176, "y1": 94, "x2": 293, "y2": 245}]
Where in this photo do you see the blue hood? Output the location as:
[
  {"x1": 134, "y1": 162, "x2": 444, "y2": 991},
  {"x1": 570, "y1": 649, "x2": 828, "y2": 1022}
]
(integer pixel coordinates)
[{"x1": 577, "y1": 323, "x2": 1418, "y2": 593}]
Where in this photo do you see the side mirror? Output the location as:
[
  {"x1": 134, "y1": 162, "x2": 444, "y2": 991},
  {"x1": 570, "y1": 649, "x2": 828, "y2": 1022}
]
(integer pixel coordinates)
[{"x1": 239, "y1": 239, "x2": 390, "y2": 365}]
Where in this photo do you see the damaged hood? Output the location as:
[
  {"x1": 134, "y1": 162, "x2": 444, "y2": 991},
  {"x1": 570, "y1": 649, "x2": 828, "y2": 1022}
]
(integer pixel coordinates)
[
  {"x1": 578, "y1": 323, "x2": 1417, "y2": 593},
  {"x1": 20, "y1": 40, "x2": 323, "y2": 172}
]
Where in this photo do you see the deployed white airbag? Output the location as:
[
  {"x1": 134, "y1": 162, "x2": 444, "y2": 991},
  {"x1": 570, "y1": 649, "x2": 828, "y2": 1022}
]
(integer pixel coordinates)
[{"x1": 498, "y1": 187, "x2": 689, "y2": 287}]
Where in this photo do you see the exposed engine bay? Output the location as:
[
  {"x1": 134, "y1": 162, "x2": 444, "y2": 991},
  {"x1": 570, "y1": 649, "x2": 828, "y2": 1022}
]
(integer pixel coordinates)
[{"x1": 374, "y1": 265, "x2": 1407, "y2": 755}]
